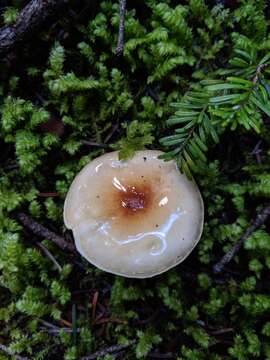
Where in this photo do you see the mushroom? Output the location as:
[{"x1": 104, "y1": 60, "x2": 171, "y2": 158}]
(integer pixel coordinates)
[{"x1": 64, "y1": 150, "x2": 204, "y2": 278}]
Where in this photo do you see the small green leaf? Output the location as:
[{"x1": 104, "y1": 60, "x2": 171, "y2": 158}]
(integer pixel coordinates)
[
  {"x1": 205, "y1": 83, "x2": 248, "y2": 91},
  {"x1": 167, "y1": 116, "x2": 195, "y2": 125},
  {"x1": 259, "y1": 53, "x2": 270, "y2": 65},
  {"x1": 210, "y1": 93, "x2": 245, "y2": 104},
  {"x1": 250, "y1": 95, "x2": 270, "y2": 117}
]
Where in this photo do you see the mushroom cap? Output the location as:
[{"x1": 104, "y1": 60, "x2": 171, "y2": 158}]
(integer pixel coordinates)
[{"x1": 64, "y1": 150, "x2": 204, "y2": 278}]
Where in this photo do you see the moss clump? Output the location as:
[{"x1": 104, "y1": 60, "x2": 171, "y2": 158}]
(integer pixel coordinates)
[{"x1": 1, "y1": 0, "x2": 270, "y2": 359}]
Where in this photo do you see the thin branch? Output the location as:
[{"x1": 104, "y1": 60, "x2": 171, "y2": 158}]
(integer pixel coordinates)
[
  {"x1": 209, "y1": 328, "x2": 234, "y2": 336},
  {"x1": 37, "y1": 318, "x2": 60, "y2": 329},
  {"x1": 38, "y1": 318, "x2": 77, "y2": 334},
  {"x1": 0, "y1": 344, "x2": 30, "y2": 360},
  {"x1": 40, "y1": 327, "x2": 80, "y2": 334},
  {"x1": 38, "y1": 192, "x2": 59, "y2": 197},
  {"x1": 16, "y1": 212, "x2": 75, "y2": 253},
  {"x1": 252, "y1": 63, "x2": 270, "y2": 84},
  {"x1": 80, "y1": 340, "x2": 136, "y2": 360},
  {"x1": 0, "y1": 0, "x2": 66, "y2": 56},
  {"x1": 197, "y1": 320, "x2": 234, "y2": 336},
  {"x1": 36, "y1": 242, "x2": 62, "y2": 272},
  {"x1": 59, "y1": 318, "x2": 72, "y2": 328},
  {"x1": 104, "y1": 121, "x2": 119, "y2": 143},
  {"x1": 92, "y1": 291, "x2": 99, "y2": 321},
  {"x1": 82, "y1": 140, "x2": 109, "y2": 148},
  {"x1": 116, "y1": 0, "x2": 126, "y2": 56},
  {"x1": 213, "y1": 204, "x2": 270, "y2": 274}
]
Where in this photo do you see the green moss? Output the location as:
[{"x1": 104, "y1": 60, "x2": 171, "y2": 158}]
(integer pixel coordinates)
[{"x1": 1, "y1": 0, "x2": 270, "y2": 359}]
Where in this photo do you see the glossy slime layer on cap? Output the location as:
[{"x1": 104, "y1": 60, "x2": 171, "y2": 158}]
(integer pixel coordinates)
[{"x1": 64, "y1": 151, "x2": 204, "y2": 278}]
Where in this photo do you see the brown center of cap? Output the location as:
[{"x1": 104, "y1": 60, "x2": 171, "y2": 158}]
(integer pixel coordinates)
[
  {"x1": 108, "y1": 176, "x2": 158, "y2": 220},
  {"x1": 120, "y1": 185, "x2": 149, "y2": 213},
  {"x1": 117, "y1": 185, "x2": 153, "y2": 219},
  {"x1": 95, "y1": 175, "x2": 165, "y2": 229}
]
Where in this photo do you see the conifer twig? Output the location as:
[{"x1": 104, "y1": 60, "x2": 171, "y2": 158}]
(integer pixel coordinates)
[
  {"x1": 16, "y1": 212, "x2": 75, "y2": 252},
  {"x1": 0, "y1": 0, "x2": 66, "y2": 56},
  {"x1": 116, "y1": 0, "x2": 126, "y2": 56},
  {"x1": 213, "y1": 204, "x2": 270, "y2": 274},
  {"x1": 0, "y1": 344, "x2": 30, "y2": 360},
  {"x1": 252, "y1": 63, "x2": 270, "y2": 84},
  {"x1": 80, "y1": 340, "x2": 136, "y2": 360}
]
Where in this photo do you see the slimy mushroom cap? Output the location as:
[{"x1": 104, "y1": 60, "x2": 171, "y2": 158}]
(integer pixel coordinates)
[{"x1": 64, "y1": 150, "x2": 204, "y2": 278}]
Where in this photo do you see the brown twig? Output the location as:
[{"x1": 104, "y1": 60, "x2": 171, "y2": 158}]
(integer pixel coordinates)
[
  {"x1": 36, "y1": 242, "x2": 62, "y2": 272},
  {"x1": 0, "y1": 0, "x2": 66, "y2": 56},
  {"x1": 116, "y1": 0, "x2": 126, "y2": 56},
  {"x1": 252, "y1": 63, "x2": 270, "y2": 84},
  {"x1": 209, "y1": 328, "x2": 234, "y2": 336},
  {"x1": 16, "y1": 212, "x2": 75, "y2": 253},
  {"x1": 92, "y1": 291, "x2": 99, "y2": 321},
  {"x1": 37, "y1": 318, "x2": 59, "y2": 329},
  {"x1": 59, "y1": 318, "x2": 72, "y2": 328},
  {"x1": 0, "y1": 344, "x2": 30, "y2": 360},
  {"x1": 213, "y1": 204, "x2": 270, "y2": 274},
  {"x1": 80, "y1": 340, "x2": 136, "y2": 360},
  {"x1": 40, "y1": 327, "x2": 77, "y2": 334},
  {"x1": 104, "y1": 121, "x2": 120, "y2": 143},
  {"x1": 38, "y1": 192, "x2": 59, "y2": 197},
  {"x1": 82, "y1": 140, "x2": 109, "y2": 148}
]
